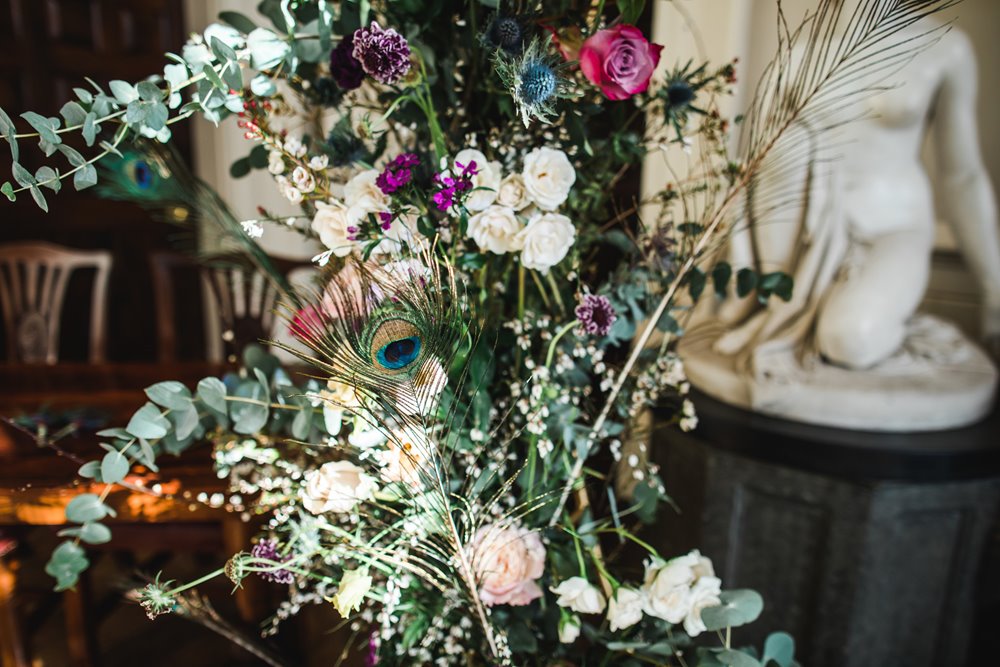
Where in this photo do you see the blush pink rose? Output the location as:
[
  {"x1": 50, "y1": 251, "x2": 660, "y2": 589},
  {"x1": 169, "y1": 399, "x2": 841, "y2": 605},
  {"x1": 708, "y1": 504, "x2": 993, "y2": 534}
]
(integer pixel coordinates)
[
  {"x1": 471, "y1": 524, "x2": 546, "y2": 606},
  {"x1": 579, "y1": 24, "x2": 663, "y2": 101}
]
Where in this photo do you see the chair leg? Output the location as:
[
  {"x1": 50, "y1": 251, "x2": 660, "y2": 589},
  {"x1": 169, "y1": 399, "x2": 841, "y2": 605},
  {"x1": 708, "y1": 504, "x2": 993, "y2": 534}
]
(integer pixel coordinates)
[
  {"x1": 0, "y1": 539, "x2": 30, "y2": 667},
  {"x1": 64, "y1": 570, "x2": 98, "y2": 667}
]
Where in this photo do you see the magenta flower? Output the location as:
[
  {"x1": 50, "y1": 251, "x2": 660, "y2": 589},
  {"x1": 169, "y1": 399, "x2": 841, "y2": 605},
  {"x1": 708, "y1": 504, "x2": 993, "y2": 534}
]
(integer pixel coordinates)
[
  {"x1": 575, "y1": 294, "x2": 617, "y2": 336},
  {"x1": 579, "y1": 25, "x2": 663, "y2": 101},
  {"x1": 431, "y1": 160, "x2": 478, "y2": 211},
  {"x1": 330, "y1": 34, "x2": 365, "y2": 90},
  {"x1": 352, "y1": 22, "x2": 412, "y2": 84},
  {"x1": 376, "y1": 153, "x2": 419, "y2": 195}
]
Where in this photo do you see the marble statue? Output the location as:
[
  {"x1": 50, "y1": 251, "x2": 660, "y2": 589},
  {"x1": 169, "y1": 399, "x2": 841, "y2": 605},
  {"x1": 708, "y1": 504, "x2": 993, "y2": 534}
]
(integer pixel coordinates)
[{"x1": 679, "y1": 20, "x2": 1000, "y2": 431}]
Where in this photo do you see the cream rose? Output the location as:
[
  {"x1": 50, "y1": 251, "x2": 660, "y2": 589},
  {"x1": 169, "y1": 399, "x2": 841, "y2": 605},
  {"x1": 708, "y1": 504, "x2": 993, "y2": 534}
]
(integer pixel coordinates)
[
  {"x1": 551, "y1": 576, "x2": 606, "y2": 614},
  {"x1": 302, "y1": 460, "x2": 377, "y2": 514},
  {"x1": 331, "y1": 567, "x2": 372, "y2": 617},
  {"x1": 522, "y1": 147, "x2": 576, "y2": 210},
  {"x1": 344, "y1": 169, "x2": 387, "y2": 207},
  {"x1": 683, "y1": 575, "x2": 722, "y2": 637},
  {"x1": 311, "y1": 201, "x2": 356, "y2": 257},
  {"x1": 470, "y1": 523, "x2": 546, "y2": 606},
  {"x1": 454, "y1": 148, "x2": 501, "y2": 211},
  {"x1": 517, "y1": 212, "x2": 576, "y2": 272},
  {"x1": 497, "y1": 173, "x2": 531, "y2": 210},
  {"x1": 467, "y1": 205, "x2": 524, "y2": 255},
  {"x1": 642, "y1": 553, "x2": 698, "y2": 623},
  {"x1": 607, "y1": 587, "x2": 645, "y2": 632}
]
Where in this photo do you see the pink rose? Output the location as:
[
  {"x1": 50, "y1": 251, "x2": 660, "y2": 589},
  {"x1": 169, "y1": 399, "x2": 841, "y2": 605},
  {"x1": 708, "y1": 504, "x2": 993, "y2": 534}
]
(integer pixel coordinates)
[
  {"x1": 470, "y1": 524, "x2": 546, "y2": 606},
  {"x1": 579, "y1": 24, "x2": 663, "y2": 101}
]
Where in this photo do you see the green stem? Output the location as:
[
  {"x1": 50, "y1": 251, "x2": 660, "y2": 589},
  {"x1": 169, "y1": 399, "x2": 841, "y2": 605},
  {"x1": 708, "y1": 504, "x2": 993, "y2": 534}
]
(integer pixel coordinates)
[
  {"x1": 545, "y1": 320, "x2": 580, "y2": 369},
  {"x1": 163, "y1": 567, "x2": 227, "y2": 597}
]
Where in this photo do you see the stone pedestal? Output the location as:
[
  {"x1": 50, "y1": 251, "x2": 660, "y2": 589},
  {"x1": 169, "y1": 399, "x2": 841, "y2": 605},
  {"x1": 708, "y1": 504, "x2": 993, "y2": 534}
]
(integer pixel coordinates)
[{"x1": 651, "y1": 394, "x2": 1000, "y2": 667}]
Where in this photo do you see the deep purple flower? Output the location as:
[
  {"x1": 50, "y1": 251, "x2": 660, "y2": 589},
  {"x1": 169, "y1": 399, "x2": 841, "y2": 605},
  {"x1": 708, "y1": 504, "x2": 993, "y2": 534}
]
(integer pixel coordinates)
[
  {"x1": 251, "y1": 539, "x2": 294, "y2": 584},
  {"x1": 378, "y1": 211, "x2": 394, "y2": 230},
  {"x1": 376, "y1": 153, "x2": 420, "y2": 195},
  {"x1": 352, "y1": 22, "x2": 412, "y2": 84},
  {"x1": 366, "y1": 632, "x2": 379, "y2": 666},
  {"x1": 575, "y1": 294, "x2": 617, "y2": 336},
  {"x1": 330, "y1": 34, "x2": 365, "y2": 90}
]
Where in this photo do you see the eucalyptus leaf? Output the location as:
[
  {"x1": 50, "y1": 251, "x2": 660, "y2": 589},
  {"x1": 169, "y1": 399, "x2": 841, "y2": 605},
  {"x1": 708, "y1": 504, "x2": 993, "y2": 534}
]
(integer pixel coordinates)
[
  {"x1": 73, "y1": 164, "x2": 98, "y2": 191},
  {"x1": 45, "y1": 540, "x2": 89, "y2": 591},
  {"x1": 247, "y1": 28, "x2": 290, "y2": 70},
  {"x1": 0, "y1": 182, "x2": 13, "y2": 202},
  {"x1": 219, "y1": 10, "x2": 258, "y2": 34},
  {"x1": 145, "y1": 381, "x2": 193, "y2": 409},
  {"x1": 20, "y1": 112, "x2": 61, "y2": 146},
  {"x1": 77, "y1": 522, "x2": 112, "y2": 545},
  {"x1": 249, "y1": 74, "x2": 277, "y2": 97},
  {"x1": 11, "y1": 161, "x2": 35, "y2": 187},
  {"x1": 65, "y1": 493, "x2": 114, "y2": 523},
  {"x1": 702, "y1": 589, "x2": 765, "y2": 631},
  {"x1": 100, "y1": 450, "x2": 129, "y2": 484},
  {"x1": 77, "y1": 461, "x2": 102, "y2": 480},
  {"x1": 82, "y1": 112, "x2": 98, "y2": 146},
  {"x1": 29, "y1": 185, "x2": 48, "y2": 212},
  {"x1": 109, "y1": 80, "x2": 139, "y2": 105},
  {"x1": 0, "y1": 106, "x2": 17, "y2": 161},
  {"x1": 762, "y1": 632, "x2": 795, "y2": 667},
  {"x1": 58, "y1": 144, "x2": 86, "y2": 167},
  {"x1": 73, "y1": 87, "x2": 94, "y2": 105},
  {"x1": 59, "y1": 101, "x2": 87, "y2": 126},
  {"x1": 736, "y1": 268, "x2": 758, "y2": 298},
  {"x1": 35, "y1": 166, "x2": 59, "y2": 192},
  {"x1": 717, "y1": 650, "x2": 762, "y2": 667},
  {"x1": 197, "y1": 377, "x2": 228, "y2": 414},
  {"x1": 126, "y1": 402, "x2": 170, "y2": 440}
]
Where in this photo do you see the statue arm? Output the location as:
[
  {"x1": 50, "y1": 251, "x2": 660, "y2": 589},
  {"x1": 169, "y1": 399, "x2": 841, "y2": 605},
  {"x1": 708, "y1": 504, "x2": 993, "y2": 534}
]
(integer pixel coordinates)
[{"x1": 933, "y1": 31, "x2": 1000, "y2": 339}]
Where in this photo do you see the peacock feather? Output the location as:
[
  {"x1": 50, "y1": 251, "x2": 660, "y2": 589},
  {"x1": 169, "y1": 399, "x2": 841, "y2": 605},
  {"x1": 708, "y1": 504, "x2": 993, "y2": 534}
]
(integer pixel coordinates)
[{"x1": 96, "y1": 140, "x2": 299, "y2": 307}]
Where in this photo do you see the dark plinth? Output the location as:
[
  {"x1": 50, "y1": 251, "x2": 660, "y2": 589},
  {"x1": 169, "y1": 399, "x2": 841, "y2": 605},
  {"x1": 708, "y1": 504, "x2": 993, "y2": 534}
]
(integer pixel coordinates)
[{"x1": 652, "y1": 393, "x2": 1000, "y2": 667}]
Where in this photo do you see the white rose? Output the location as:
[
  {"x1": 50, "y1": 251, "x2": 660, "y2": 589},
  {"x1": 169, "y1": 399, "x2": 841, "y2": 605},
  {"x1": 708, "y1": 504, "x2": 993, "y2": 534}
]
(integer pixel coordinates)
[
  {"x1": 332, "y1": 567, "x2": 372, "y2": 617},
  {"x1": 292, "y1": 165, "x2": 316, "y2": 193},
  {"x1": 497, "y1": 173, "x2": 531, "y2": 210},
  {"x1": 302, "y1": 460, "x2": 377, "y2": 514},
  {"x1": 522, "y1": 147, "x2": 575, "y2": 210},
  {"x1": 690, "y1": 549, "x2": 715, "y2": 581},
  {"x1": 311, "y1": 201, "x2": 356, "y2": 257},
  {"x1": 467, "y1": 205, "x2": 524, "y2": 254},
  {"x1": 454, "y1": 148, "x2": 501, "y2": 211},
  {"x1": 551, "y1": 576, "x2": 606, "y2": 614},
  {"x1": 344, "y1": 169, "x2": 387, "y2": 207},
  {"x1": 517, "y1": 213, "x2": 575, "y2": 273},
  {"x1": 607, "y1": 587, "x2": 645, "y2": 632},
  {"x1": 267, "y1": 150, "x2": 285, "y2": 175},
  {"x1": 642, "y1": 554, "x2": 698, "y2": 623},
  {"x1": 559, "y1": 614, "x2": 582, "y2": 644},
  {"x1": 682, "y1": 575, "x2": 722, "y2": 637}
]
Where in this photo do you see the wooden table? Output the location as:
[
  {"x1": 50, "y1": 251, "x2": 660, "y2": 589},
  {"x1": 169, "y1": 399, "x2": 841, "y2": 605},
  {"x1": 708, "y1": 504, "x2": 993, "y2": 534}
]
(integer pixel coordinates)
[{"x1": 0, "y1": 362, "x2": 265, "y2": 667}]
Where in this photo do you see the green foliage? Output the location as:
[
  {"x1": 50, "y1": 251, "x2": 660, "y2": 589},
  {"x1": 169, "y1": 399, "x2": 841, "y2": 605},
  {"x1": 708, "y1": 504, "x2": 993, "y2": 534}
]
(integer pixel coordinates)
[
  {"x1": 45, "y1": 541, "x2": 89, "y2": 591},
  {"x1": 702, "y1": 589, "x2": 765, "y2": 631}
]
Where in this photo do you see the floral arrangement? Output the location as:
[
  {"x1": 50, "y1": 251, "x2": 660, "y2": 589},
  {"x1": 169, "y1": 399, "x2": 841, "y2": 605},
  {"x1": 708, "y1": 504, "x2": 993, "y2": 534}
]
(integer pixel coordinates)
[{"x1": 0, "y1": 0, "x2": 948, "y2": 665}]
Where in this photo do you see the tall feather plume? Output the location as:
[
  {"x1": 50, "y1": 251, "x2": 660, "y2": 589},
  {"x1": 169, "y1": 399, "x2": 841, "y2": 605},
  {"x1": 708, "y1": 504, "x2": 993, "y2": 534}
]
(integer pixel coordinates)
[
  {"x1": 552, "y1": 0, "x2": 958, "y2": 524},
  {"x1": 96, "y1": 140, "x2": 298, "y2": 307},
  {"x1": 275, "y1": 246, "x2": 545, "y2": 664}
]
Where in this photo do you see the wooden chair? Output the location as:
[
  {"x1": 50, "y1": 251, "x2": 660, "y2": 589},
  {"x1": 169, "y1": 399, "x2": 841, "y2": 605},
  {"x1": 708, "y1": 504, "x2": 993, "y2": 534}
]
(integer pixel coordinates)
[
  {"x1": 0, "y1": 242, "x2": 111, "y2": 364},
  {"x1": 151, "y1": 251, "x2": 313, "y2": 363}
]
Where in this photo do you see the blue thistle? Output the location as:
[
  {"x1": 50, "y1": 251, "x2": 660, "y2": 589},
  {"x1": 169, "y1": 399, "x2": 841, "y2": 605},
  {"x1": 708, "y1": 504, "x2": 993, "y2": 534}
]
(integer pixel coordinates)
[
  {"x1": 494, "y1": 37, "x2": 574, "y2": 126},
  {"x1": 520, "y1": 62, "x2": 557, "y2": 106},
  {"x1": 485, "y1": 16, "x2": 524, "y2": 54}
]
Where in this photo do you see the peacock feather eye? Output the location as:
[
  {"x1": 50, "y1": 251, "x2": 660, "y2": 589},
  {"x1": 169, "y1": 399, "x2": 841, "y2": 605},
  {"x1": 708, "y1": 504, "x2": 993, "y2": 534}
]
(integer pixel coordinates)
[
  {"x1": 369, "y1": 318, "x2": 422, "y2": 372},
  {"x1": 132, "y1": 160, "x2": 153, "y2": 189}
]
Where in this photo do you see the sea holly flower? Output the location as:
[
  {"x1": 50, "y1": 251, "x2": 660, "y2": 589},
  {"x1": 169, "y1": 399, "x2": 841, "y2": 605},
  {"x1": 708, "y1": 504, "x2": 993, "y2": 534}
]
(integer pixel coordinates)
[
  {"x1": 483, "y1": 15, "x2": 526, "y2": 55},
  {"x1": 575, "y1": 294, "x2": 617, "y2": 336},
  {"x1": 494, "y1": 37, "x2": 574, "y2": 126},
  {"x1": 579, "y1": 24, "x2": 663, "y2": 101},
  {"x1": 352, "y1": 22, "x2": 412, "y2": 85}
]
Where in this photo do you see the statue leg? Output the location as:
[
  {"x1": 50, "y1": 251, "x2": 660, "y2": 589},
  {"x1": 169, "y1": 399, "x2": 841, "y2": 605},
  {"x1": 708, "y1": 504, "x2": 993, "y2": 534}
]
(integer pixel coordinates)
[{"x1": 816, "y1": 229, "x2": 933, "y2": 369}]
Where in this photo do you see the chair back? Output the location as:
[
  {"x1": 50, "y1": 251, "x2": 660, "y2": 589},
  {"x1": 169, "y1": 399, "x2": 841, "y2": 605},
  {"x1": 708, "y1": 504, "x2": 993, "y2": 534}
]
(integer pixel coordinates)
[
  {"x1": 151, "y1": 252, "x2": 309, "y2": 363},
  {"x1": 0, "y1": 242, "x2": 111, "y2": 364}
]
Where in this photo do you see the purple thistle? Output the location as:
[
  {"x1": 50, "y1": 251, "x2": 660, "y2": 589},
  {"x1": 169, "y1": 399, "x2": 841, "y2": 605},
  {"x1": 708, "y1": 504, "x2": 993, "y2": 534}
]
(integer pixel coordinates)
[
  {"x1": 575, "y1": 294, "x2": 617, "y2": 336},
  {"x1": 250, "y1": 539, "x2": 294, "y2": 584},
  {"x1": 330, "y1": 34, "x2": 365, "y2": 90},
  {"x1": 352, "y1": 22, "x2": 412, "y2": 85}
]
